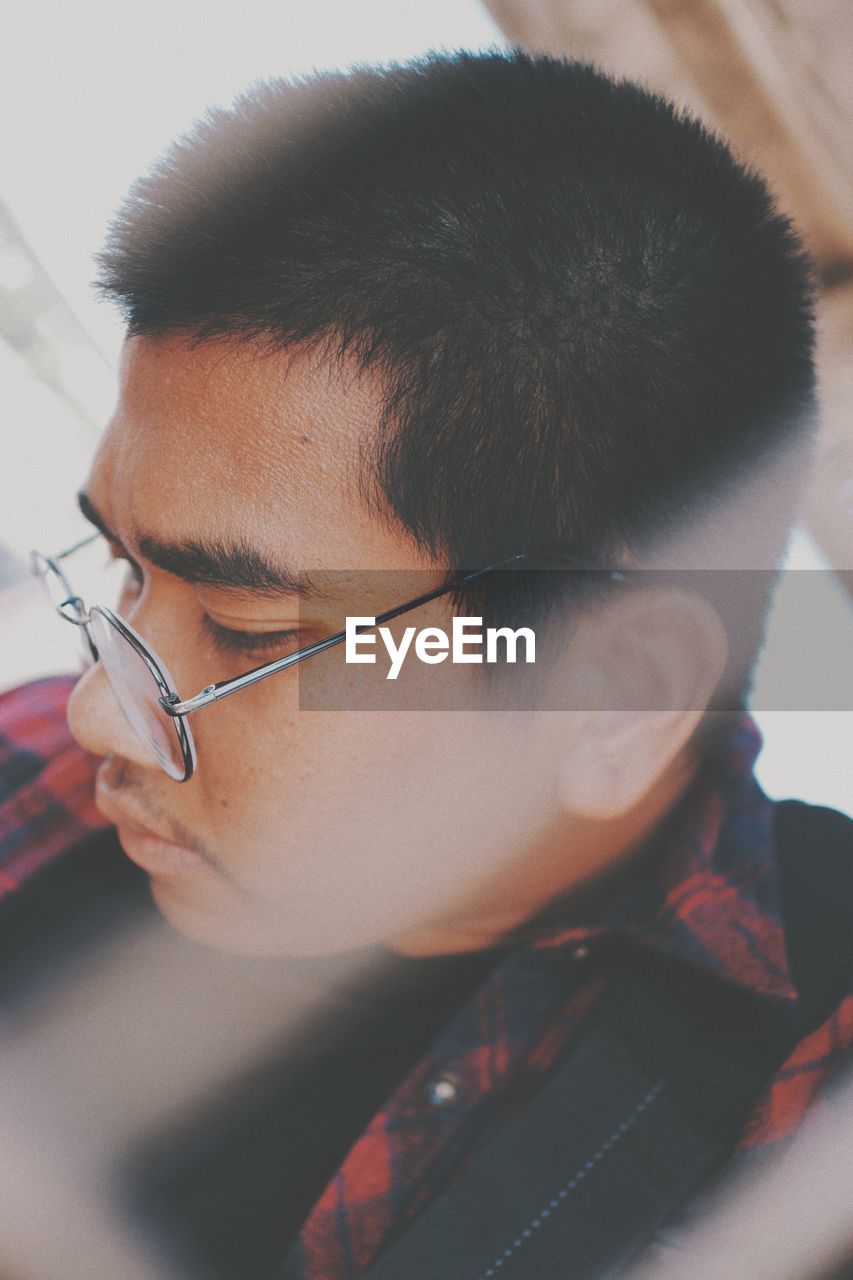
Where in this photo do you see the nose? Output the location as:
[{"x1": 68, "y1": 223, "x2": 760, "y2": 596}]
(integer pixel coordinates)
[{"x1": 66, "y1": 660, "x2": 155, "y2": 770}]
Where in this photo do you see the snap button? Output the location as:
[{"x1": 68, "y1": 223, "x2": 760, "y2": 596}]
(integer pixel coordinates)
[
  {"x1": 572, "y1": 944, "x2": 590, "y2": 961},
  {"x1": 426, "y1": 1071, "x2": 461, "y2": 1108}
]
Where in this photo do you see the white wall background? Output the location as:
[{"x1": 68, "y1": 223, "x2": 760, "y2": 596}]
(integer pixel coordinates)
[{"x1": 0, "y1": 0, "x2": 502, "y2": 368}]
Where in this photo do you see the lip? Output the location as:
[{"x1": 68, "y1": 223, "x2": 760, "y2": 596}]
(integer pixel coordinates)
[
  {"x1": 95, "y1": 788, "x2": 207, "y2": 878},
  {"x1": 115, "y1": 823, "x2": 209, "y2": 878}
]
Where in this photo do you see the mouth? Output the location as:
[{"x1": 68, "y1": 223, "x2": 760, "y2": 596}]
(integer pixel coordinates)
[{"x1": 95, "y1": 785, "x2": 208, "y2": 878}]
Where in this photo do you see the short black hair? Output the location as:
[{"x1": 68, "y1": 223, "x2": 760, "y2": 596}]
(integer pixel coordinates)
[{"x1": 97, "y1": 51, "x2": 817, "y2": 692}]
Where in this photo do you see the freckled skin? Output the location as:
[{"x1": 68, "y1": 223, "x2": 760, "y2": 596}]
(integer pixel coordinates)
[{"x1": 66, "y1": 335, "x2": 696, "y2": 958}]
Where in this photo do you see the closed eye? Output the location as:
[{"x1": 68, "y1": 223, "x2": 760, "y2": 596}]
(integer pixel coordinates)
[{"x1": 200, "y1": 613, "x2": 302, "y2": 658}]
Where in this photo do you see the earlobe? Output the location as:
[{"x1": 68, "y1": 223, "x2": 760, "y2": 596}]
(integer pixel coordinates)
[
  {"x1": 552, "y1": 587, "x2": 728, "y2": 821},
  {"x1": 557, "y1": 708, "x2": 702, "y2": 820}
]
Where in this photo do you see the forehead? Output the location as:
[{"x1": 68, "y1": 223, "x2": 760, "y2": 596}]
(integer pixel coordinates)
[{"x1": 91, "y1": 334, "x2": 426, "y2": 574}]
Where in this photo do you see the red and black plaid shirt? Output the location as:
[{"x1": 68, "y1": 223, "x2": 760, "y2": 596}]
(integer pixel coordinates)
[{"x1": 1, "y1": 675, "x2": 852, "y2": 1280}]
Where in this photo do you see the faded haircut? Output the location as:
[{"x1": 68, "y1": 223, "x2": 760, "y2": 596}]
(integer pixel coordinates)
[{"x1": 96, "y1": 51, "x2": 818, "y2": 711}]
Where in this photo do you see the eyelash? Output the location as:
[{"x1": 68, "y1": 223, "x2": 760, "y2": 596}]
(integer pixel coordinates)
[
  {"x1": 107, "y1": 546, "x2": 300, "y2": 659},
  {"x1": 200, "y1": 612, "x2": 301, "y2": 658}
]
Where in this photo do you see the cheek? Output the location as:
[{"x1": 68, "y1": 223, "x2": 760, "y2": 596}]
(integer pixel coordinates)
[
  {"x1": 185, "y1": 691, "x2": 304, "y2": 832},
  {"x1": 146, "y1": 705, "x2": 558, "y2": 957},
  {"x1": 159, "y1": 702, "x2": 418, "y2": 952},
  {"x1": 184, "y1": 702, "x2": 532, "y2": 938},
  {"x1": 179, "y1": 686, "x2": 358, "y2": 861},
  {"x1": 175, "y1": 699, "x2": 426, "y2": 931},
  {"x1": 198, "y1": 702, "x2": 384, "y2": 874}
]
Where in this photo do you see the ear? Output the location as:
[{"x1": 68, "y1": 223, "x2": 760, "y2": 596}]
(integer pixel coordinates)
[{"x1": 554, "y1": 587, "x2": 728, "y2": 820}]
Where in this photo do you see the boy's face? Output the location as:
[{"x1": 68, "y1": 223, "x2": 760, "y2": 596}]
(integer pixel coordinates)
[{"x1": 66, "y1": 335, "x2": 582, "y2": 957}]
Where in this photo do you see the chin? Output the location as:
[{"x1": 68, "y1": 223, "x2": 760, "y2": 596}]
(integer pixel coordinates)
[
  {"x1": 147, "y1": 877, "x2": 265, "y2": 955},
  {"x1": 148, "y1": 876, "x2": 378, "y2": 959}
]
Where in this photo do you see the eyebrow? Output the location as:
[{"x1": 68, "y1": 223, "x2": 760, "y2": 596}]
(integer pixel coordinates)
[{"x1": 77, "y1": 490, "x2": 318, "y2": 599}]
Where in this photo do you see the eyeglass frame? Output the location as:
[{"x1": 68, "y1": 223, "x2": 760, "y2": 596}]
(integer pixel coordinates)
[{"x1": 31, "y1": 530, "x2": 624, "y2": 783}]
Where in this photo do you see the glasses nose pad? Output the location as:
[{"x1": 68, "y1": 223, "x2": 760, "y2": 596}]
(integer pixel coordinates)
[{"x1": 57, "y1": 594, "x2": 86, "y2": 623}]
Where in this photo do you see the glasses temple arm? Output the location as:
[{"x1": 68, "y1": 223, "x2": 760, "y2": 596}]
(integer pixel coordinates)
[
  {"x1": 160, "y1": 566, "x2": 505, "y2": 717},
  {"x1": 162, "y1": 552, "x2": 598, "y2": 718}
]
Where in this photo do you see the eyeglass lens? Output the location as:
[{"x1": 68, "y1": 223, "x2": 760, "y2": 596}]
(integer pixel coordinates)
[{"x1": 88, "y1": 610, "x2": 188, "y2": 781}]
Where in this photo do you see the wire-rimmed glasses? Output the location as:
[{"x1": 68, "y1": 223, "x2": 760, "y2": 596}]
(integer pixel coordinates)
[
  {"x1": 31, "y1": 533, "x2": 196, "y2": 780},
  {"x1": 33, "y1": 532, "x2": 595, "y2": 783}
]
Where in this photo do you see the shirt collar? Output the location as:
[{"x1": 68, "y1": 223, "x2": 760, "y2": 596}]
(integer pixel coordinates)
[{"x1": 532, "y1": 715, "x2": 796, "y2": 1003}]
